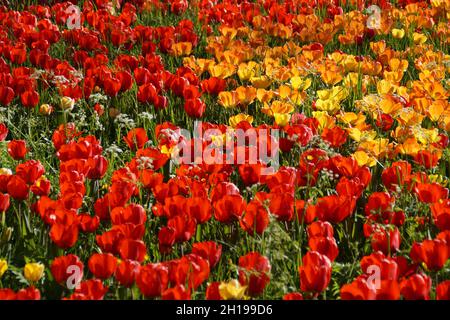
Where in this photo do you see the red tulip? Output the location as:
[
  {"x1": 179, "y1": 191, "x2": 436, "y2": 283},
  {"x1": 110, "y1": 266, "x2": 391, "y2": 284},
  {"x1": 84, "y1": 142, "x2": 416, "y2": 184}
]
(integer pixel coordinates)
[
  {"x1": 321, "y1": 126, "x2": 348, "y2": 148},
  {"x1": 185, "y1": 197, "x2": 212, "y2": 224},
  {"x1": 111, "y1": 204, "x2": 147, "y2": 225},
  {"x1": 162, "y1": 285, "x2": 191, "y2": 300},
  {"x1": 213, "y1": 194, "x2": 246, "y2": 223},
  {"x1": 309, "y1": 236, "x2": 339, "y2": 262},
  {"x1": 136, "y1": 263, "x2": 169, "y2": 298},
  {"x1": 87, "y1": 155, "x2": 108, "y2": 179},
  {"x1": 192, "y1": 241, "x2": 222, "y2": 268},
  {"x1": 200, "y1": 77, "x2": 226, "y2": 95},
  {"x1": 431, "y1": 200, "x2": 450, "y2": 231},
  {"x1": 78, "y1": 214, "x2": 100, "y2": 233},
  {"x1": 115, "y1": 259, "x2": 140, "y2": 287},
  {"x1": 307, "y1": 221, "x2": 334, "y2": 238},
  {"x1": 124, "y1": 128, "x2": 148, "y2": 151},
  {"x1": 184, "y1": 98, "x2": 206, "y2": 118},
  {"x1": 30, "y1": 177, "x2": 51, "y2": 196},
  {"x1": 88, "y1": 253, "x2": 118, "y2": 280},
  {"x1": 7, "y1": 140, "x2": 27, "y2": 160},
  {"x1": 240, "y1": 200, "x2": 269, "y2": 236},
  {"x1": 414, "y1": 150, "x2": 439, "y2": 168},
  {"x1": 437, "y1": 280, "x2": 450, "y2": 300},
  {"x1": 340, "y1": 277, "x2": 376, "y2": 300},
  {"x1": 0, "y1": 192, "x2": 10, "y2": 213},
  {"x1": 283, "y1": 292, "x2": 304, "y2": 300},
  {"x1": 206, "y1": 282, "x2": 222, "y2": 300},
  {"x1": 410, "y1": 239, "x2": 449, "y2": 271},
  {"x1": 414, "y1": 182, "x2": 449, "y2": 204},
  {"x1": 49, "y1": 222, "x2": 79, "y2": 248},
  {"x1": 400, "y1": 273, "x2": 431, "y2": 300},
  {"x1": 375, "y1": 280, "x2": 400, "y2": 300},
  {"x1": 73, "y1": 279, "x2": 108, "y2": 300},
  {"x1": 0, "y1": 86, "x2": 15, "y2": 106},
  {"x1": 158, "y1": 226, "x2": 176, "y2": 254},
  {"x1": 20, "y1": 90, "x2": 39, "y2": 108},
  {"x1": 238, "y1": 252, "x2": 271, "y2": 297},
  {"x1": 299, "y1": 251, "x2": 332, "y2": 293},
  {"x1": 0, "y1": 123, "x2": 8, "y2": 141},
  {"x1": 16, "y1": 160, "x2": 45, "y2": 185},
  {"x1": 370, "y1": 226, "x2": 401, "y2": 255},
  {"x1": 169, "y1": 254, "x2": 210, "y2": 290},
  {"x1": 51, "y1": 254, "x2": 84, "y2": 285},
  {"x1": 0, "y1": 289, "x2": 16, "y2": 300},
  {"x1": 312, "y1": 194, "x2": 356, "y2": 224},
  {"x1": 16, "y1": 286, "x2": 40, "y2": 300},
  {"x1": 6, "y1": 175, "x2": 29, "y2": 200},
  {"x1": 118, "y1": 239, "x2": 147, "y2": 262}
]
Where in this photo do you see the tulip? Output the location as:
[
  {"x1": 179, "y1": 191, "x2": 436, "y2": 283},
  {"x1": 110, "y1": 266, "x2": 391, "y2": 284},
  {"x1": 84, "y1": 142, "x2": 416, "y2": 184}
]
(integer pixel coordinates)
[
  {"x1": 238, "y1": 252, "x2": 271, "y2": 297},
  {"x1": 0, "y1": 259, "x2": 7, "y2": 278},
  {"x1": 24, "y1": 262, "x2": 45, "y2": 283},
  {"x1": 60, "y1": 96, "x2": 75, "y2": 111},
  {"x1": 0, "y1": 192, "x2": 10, "y2": 213},
  {"x1": 299, "y1": 251, "x2": 332, "y2": 293},
  {"x1": 0, "y1": 123, "x2": 8, "y2": 141},
  {"x1": 39, "y1": 104, "x2": 54, "y2": 115},
  {"x1": 219, "y1": 279, "x2": 247, "y2": 300},
  {"x1": 391, "y1": 28, "x2": 405, "y2": 39},
  {"x1": 7, "y1": 140, "x2": 27, "y2": 160}
]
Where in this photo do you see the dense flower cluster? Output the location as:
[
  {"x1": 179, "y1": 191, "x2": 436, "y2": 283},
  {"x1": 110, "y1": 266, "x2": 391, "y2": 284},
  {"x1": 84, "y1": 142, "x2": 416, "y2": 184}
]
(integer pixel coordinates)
[{"x1": 0, "y1": 0, "x2": 449, "y2": 300}]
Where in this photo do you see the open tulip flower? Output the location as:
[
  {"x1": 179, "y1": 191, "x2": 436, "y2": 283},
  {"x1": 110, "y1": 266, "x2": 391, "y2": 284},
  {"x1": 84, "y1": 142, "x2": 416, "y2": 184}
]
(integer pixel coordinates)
[{"x1": 0, "y1": 0, "x2": 448, "y2": 301}]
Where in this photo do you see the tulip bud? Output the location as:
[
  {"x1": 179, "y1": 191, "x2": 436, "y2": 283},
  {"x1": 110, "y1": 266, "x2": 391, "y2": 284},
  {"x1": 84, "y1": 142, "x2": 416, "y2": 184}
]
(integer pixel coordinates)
[
  {"x1": 60, "y1": 97, "x2": 75, "y2": 111},
  {"x1": 24, "y1": 262, "x2": 45, "y2": 283},
  {"x1": 0, "y1": 227, "x2": 12, "y2": 244},
  {"x1": 0, "y1": 259, "x2": 7, "y2": 278},
  {"x1": 109, "y1": 108, "x2": 120, "y2": 119},
  {"x1": 39, "y1": 104, "x2": 54, "y2": 115}
]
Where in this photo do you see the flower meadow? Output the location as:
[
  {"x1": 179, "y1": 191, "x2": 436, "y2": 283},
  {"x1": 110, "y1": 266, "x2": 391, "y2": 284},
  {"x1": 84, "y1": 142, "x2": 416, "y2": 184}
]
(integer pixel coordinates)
[{"x1": 0, "y1": 0, "x2": 449, "y2": 301}]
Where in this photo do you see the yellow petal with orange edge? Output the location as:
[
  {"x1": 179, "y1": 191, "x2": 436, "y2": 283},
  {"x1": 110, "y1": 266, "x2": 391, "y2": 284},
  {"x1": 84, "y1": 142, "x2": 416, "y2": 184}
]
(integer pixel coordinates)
[
  {"x1": 274, "y1": 113, "x2": 291, "y2": 127},
  {"x1": 256, "y1": 89, "x2": 274, "y2": 103},
  {"x1": 353, "y1": 150, "x2": 377, "y2": 167},
  {"x1": 312, "y1": 111, "x2": 335, "y2": 130},
  {"x1": 229, "y1": 114, "x2": 254, "y2": 128}
]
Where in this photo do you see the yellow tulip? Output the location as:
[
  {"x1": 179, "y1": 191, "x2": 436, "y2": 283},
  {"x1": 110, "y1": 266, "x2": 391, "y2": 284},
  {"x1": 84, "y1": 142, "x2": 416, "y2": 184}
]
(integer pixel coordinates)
[
  {"x1": 218, "y1": 91, "x2": 238, "y2": 109},
  {"x1": 413, "y1": 32, "x2": 427, "y2": 45},
  {"x1": 274, "y1": 113, "x2": 291, "y2": 127},
  {"x1": 353, "y1": 150, "x2": 377, "y2": 167},
  {"x1": 39, "y1": 104, "x2": 54, "y2": 115},
  {"x1": 229, "y1": 114, "x2": 254, "y2": 128},
  {"x1": 391, "y1": 28, "x2": 405, "y2": 39},
  {"x1": 170, "y1": 42, "x2": 192, "y2": 57},
  {"x1": 60, "y1": 96, "x2": 75, "y2": 111},
  {"x1": 24, "y1": 262, "x2": 44, "y2": 283},
  {"x1": 219, "y1": 279, "x2": 247, "y2": 300},
  {"x1": 0, "y1": 259, "x2": 7, "y2": 278}
]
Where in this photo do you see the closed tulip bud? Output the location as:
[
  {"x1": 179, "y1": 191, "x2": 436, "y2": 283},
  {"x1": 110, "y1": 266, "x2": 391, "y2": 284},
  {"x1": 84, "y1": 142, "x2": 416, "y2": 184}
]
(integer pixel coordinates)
[
  {"x1": 39, "y1": 104, "x2": 54, "y2": 115},
  {"x1": 391, "y1": 28, "x2": 405, "y2": 39},
  {"x1": 24, "y1": 262, "x2": 45, "y2": 283},
  {"x1": 1, "y1": 227, "x2": 12, "y2": 244},
  {"x1": 60, "y1": 96, "x2": 75, "y2": 111},
  {"x1": 0, "y1": 259, "x2": 7, "y2": 278},
  {"x1": 109, "y1": 108, "x2": 120, "y2": 119}
]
